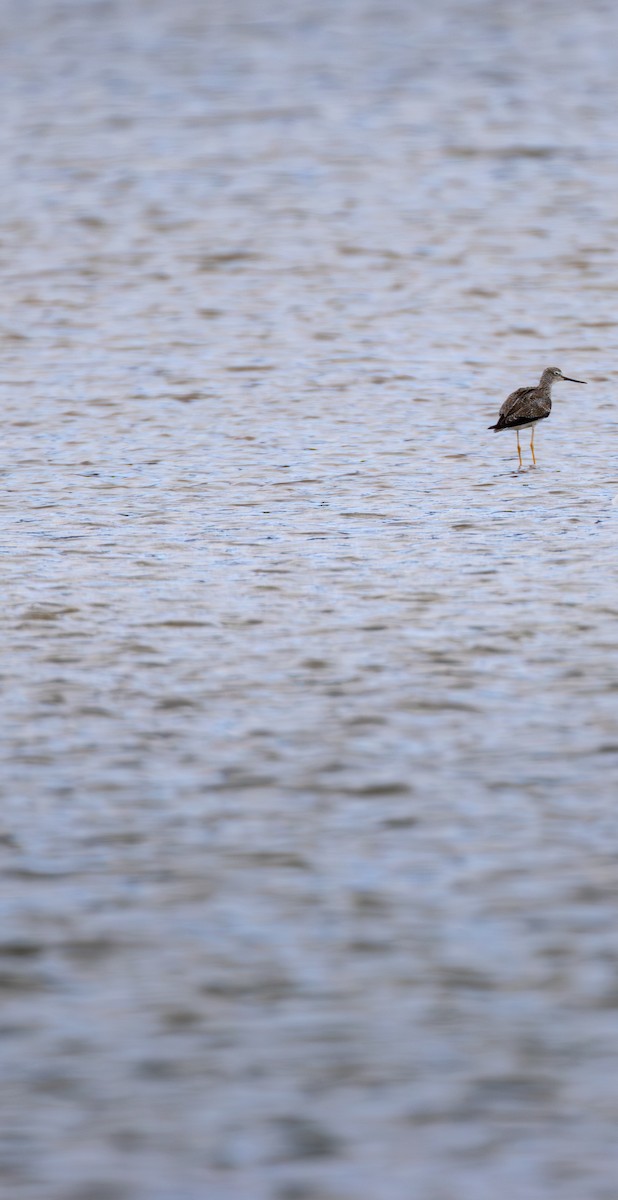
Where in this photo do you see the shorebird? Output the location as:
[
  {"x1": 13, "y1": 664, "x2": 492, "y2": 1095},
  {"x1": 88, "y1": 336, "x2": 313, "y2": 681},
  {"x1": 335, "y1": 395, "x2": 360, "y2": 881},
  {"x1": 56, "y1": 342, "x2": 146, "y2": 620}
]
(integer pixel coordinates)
[{"x1": 489, "y1": 366, "x2": 587, "y2": 468}]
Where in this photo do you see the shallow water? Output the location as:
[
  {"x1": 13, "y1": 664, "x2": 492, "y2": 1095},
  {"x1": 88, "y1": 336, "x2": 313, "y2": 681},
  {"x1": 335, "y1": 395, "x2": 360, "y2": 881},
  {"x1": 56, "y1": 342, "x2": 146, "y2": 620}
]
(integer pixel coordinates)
[{"x1": 1, "y1": 1, "x2": 618, "y2": 1198}]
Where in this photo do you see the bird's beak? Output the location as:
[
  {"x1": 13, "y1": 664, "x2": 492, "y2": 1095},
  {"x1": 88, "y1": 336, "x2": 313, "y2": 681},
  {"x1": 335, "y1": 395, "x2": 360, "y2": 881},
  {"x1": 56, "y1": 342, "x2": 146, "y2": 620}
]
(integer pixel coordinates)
[{"x1": 562, "y1": 376, "x2": 587, "y2": 384}]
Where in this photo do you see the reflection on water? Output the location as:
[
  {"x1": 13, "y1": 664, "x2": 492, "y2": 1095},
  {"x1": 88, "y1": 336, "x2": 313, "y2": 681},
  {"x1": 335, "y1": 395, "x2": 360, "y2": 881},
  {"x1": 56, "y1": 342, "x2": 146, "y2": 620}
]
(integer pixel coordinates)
[{"x1": 1, "y1": 1, "x2": 618, "y2": 1197}]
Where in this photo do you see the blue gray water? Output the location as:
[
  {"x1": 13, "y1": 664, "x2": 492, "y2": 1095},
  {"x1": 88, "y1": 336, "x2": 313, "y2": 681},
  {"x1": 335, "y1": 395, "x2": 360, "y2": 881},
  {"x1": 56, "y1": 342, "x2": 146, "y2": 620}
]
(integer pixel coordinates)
[{"x1": 1, "y1": 2, "x2": 618, "y2": 1198}]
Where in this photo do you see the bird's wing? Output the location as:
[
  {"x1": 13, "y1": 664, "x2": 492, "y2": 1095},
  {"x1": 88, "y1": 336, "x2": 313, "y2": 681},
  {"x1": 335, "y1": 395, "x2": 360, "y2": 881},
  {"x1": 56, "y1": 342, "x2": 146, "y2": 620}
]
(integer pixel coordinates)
[{"x1": 494, "y1": 386, "x2": 550, "y2": 429}]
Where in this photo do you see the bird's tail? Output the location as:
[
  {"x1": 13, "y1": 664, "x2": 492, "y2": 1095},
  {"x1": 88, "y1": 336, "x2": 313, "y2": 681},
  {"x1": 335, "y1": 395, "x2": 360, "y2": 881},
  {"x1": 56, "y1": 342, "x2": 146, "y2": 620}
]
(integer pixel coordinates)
[{"x1": 488, "y1": 421, "x2": 503, "y2": 431}]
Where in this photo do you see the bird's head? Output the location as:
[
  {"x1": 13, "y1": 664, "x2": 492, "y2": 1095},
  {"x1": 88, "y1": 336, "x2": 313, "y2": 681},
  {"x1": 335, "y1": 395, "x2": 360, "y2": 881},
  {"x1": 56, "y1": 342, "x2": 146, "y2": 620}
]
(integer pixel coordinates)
[{"x1": 544, "y1": 366, "x2": 587, "y2": 384}]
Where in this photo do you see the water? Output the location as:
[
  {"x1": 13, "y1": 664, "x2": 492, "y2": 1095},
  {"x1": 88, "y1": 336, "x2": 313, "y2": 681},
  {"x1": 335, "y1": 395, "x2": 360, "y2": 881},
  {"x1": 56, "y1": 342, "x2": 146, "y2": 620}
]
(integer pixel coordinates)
[{"x1": 1, "y1": 1, "x2": 618, "y2": 1197}]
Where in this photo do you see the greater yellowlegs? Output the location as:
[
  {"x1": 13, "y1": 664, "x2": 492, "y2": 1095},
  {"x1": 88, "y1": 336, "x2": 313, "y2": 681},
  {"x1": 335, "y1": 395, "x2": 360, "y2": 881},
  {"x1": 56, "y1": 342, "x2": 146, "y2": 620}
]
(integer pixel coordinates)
[{"x1": 489, "y1": 366, "x2": 587, "y2": 467}]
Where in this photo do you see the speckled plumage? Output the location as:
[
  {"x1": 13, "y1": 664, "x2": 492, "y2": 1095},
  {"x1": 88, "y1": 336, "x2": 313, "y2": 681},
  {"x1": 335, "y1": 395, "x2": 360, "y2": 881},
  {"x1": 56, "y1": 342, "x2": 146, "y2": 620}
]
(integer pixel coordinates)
[{"x1": 489, "y1": 367, "x2": 555, "y2": 432}]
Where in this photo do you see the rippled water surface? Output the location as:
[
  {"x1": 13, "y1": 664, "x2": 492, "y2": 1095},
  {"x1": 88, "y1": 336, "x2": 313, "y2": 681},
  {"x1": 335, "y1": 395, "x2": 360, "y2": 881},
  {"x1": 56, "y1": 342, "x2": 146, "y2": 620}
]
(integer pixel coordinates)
[{"x1": 2, "y1": 2, "x2": 618, "y2": 1198}]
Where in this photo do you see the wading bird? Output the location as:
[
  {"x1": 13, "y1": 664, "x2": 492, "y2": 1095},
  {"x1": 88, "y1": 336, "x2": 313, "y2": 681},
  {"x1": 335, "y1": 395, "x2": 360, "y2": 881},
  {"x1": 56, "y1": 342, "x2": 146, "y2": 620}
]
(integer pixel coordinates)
[{"x1": 489, "y1": 366, "x2": 587, "y2": 468}]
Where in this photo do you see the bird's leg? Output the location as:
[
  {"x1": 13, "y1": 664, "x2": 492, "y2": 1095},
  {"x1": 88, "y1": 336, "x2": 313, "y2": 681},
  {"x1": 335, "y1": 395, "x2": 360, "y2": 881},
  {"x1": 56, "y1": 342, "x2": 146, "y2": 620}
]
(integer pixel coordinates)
[
  {"x1": 516, "y1": 430, "x2": 522, "y2": 469},
  {"x1": 530, "y1": 426, "x2": 536, "y2": 466}
]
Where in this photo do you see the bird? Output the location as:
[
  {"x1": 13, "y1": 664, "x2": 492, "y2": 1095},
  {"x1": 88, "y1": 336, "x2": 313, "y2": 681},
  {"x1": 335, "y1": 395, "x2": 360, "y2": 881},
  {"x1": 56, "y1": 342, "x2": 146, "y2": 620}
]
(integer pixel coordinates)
[{"x1": 488, "y1": 366, "x2": 587, "y2": 468}]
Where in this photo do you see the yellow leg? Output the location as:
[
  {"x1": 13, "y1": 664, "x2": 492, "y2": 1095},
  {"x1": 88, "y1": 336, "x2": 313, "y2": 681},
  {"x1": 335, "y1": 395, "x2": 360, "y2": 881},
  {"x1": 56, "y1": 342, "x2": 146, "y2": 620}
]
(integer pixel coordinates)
[
  {"x1": 530, "y1": 427, "x2": 536, "y2": 466},
  {"x1": 516, "y1": 430, "x2": 522, "y2": 469}
]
